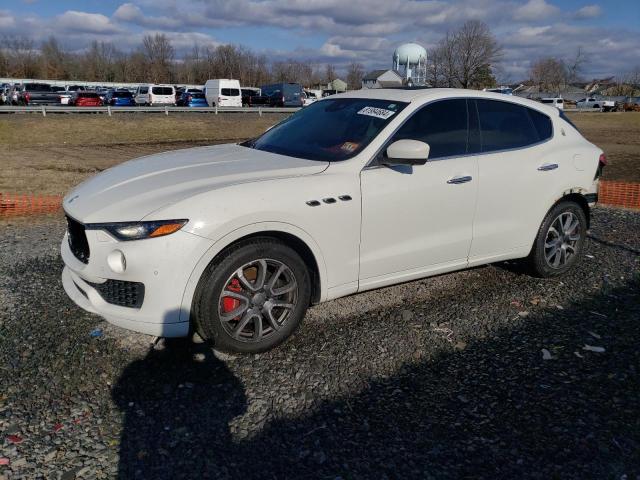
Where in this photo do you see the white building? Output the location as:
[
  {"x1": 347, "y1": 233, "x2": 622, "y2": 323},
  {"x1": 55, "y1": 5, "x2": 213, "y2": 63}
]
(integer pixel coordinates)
[{"x1": 361, "y1": 70, "x2": 404, "y2": 89}]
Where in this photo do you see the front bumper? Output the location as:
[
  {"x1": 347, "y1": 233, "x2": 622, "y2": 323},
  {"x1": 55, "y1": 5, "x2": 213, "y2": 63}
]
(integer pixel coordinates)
[{"x1": 61, "y1": 226, "x2": 214, "y2": 337}]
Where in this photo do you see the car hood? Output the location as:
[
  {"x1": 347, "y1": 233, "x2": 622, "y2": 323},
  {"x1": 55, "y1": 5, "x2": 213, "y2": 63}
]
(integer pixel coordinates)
[{"x1": 63, "y1": 143, "x2": 328, "y2": 223}]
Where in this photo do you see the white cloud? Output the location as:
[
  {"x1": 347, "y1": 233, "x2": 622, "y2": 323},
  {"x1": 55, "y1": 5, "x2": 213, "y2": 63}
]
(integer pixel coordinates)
[
  {"x1": 575, "y1": 4, "x2": 602, "y2": 19},
  {"x1": 55, "y1": 10, "x2": 123, "y2": 34},
  {"x1": 0, "y1": 11, "x2": 16, "y2": 29},
  {"x1": 513, "y1": 0, "x2": 560, "y2": 21}
]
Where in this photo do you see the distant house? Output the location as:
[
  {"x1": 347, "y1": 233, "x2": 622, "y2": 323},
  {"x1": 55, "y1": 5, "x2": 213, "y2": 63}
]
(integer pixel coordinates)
[
  {"x1": 361, "y1": 70, "x2": 403, "y2": 89},
  {"x1": 327, "y1": 78, "x2": 347, "y2": 92}
]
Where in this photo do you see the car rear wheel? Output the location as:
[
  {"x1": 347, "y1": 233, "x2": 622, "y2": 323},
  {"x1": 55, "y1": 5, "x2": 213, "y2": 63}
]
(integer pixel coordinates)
[
  {"x1": 528, "y1": 201, "x2": 587, "y2": 277},
  {"x1": 193, "y1": 238, "x2": 311, "y2": 353}
]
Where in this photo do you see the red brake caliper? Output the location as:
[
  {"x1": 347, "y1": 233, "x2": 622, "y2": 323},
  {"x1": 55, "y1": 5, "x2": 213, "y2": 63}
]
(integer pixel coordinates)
[{"x1": 222, "y1": 278, "x2": 242, "y2": 316}]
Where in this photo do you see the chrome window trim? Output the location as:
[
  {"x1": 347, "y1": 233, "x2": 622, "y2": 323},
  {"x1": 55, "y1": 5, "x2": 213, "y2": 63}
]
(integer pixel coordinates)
[{"x1": 363, "y1": 96, "x2": 555, "y2": 170}]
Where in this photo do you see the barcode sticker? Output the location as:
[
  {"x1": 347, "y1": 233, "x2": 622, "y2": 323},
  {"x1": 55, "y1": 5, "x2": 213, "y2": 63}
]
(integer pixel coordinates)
[{"x1": 357, "y1": 106, "x2": 396, "y2": 120}]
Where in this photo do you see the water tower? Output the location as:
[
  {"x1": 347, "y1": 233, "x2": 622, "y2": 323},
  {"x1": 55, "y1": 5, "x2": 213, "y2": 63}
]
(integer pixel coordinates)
[{"x1": 393, "y1": 43, "x2": 427, "y2": 86}]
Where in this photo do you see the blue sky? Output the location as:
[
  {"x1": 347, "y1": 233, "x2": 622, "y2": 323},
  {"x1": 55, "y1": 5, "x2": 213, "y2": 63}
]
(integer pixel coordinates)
[{"x1": 3, "y1": 0, "x2": 640, "y2": 80}]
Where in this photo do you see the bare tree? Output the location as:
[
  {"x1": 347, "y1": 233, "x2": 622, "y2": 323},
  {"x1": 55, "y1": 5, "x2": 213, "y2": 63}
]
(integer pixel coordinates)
[
  {"x1": 40, "y1": 37, "x2": 68, "y2": 79},
  {"x1": 142, "y1": 34, "x2": 174, "y2": 83},
  {"x1": 450, "y1": 20, "x2": 501, "y2": 89},
  {"x1": 4, "y1": 36, "x2": 38, "y2": 78},
  {"x1": 529, "y1": 57, "x2": 568, "y2": 92},
  {"x1": 346, "y1": 62, "x2": 364, "y2": 90},
  {"x1": 325, "y1": 64, "x2": 337, "y2": 83},
  {"x1": 566, "y1": 46, "x2": 585, "y2": 84}
]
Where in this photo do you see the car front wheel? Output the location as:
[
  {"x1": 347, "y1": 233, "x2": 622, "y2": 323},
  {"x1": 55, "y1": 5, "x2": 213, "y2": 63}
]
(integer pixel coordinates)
[
  {"x1": 528, "y1": 201, "x2": 587, "y2": 277},
  {"x1": 193, "y1": 238, "x2": 311, "y2": 353}
]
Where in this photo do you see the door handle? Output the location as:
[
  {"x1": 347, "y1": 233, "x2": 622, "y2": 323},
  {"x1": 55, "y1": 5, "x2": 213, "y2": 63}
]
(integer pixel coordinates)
[
  {"x1": 537, "y1": 163, "x2": 558, "y2": 171},
  {"x1": 447, "y1": 175, "x2": 472, "y2": 184}
]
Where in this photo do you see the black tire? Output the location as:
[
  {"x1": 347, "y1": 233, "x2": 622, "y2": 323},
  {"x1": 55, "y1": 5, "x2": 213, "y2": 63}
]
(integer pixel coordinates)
[
  {"x1": 527, "y1": 201, "x2": 587, "y2": 277},
  {"x1": 193, "y1": 237, "x2": 311, "y2": 354}
]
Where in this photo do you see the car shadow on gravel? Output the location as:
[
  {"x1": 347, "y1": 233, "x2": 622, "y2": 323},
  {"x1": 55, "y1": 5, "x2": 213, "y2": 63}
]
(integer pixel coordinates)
[{"x1": 114, "y1": 280, "x2": 640, "y2": 479}]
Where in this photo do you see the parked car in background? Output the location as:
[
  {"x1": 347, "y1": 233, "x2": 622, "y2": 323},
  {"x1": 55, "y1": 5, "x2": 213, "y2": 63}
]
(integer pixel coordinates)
[
  {"x1": 623, "y1": 97, "x2": 640, "y2": 112},
  {"x1": 177, "y1": 91, "x2": 208, "y2": 107},
  {"x1": 106, "y1": 90, "x2": 136, "y2": 107},
  {"x1": 540, "y1": 97, "x2": 564, "y2": 110},
  {"x1": 135, "y1": 85, "x2": 176, "y2": 106},
  {"x1": 67, "y1": 85, "x2": 86, "y2": 94},
  {"x1": 576, "y1": 97, "x2": 616, "y2": 111},
  {"x1": 0, "y1": 86, "x2": 9, "y2": 105},
  {"x1": 60, "y1": 88, "x2": 604, "y2": 353},
  {"x1": 10, "y1": 85, "x2": 23, "y2": 105},
  {"x1": 20, "y1": 83, "x2": 61, "y2": 105},
  {"x1": 483, "y1": 86, "x2": 513, "y2": 95},
  {"x1": 241, "y1": 88, "x2": 270, "y2": 107},
  {"x1": 302, "y1": 90, "x2": 319, "y2": 107},
  {"x1": 261, "y1": 82, "x2": 304, "y2": 107},
  {"x1": 69, "y1": 92, "x2": 102, "y2": 107},
  {"x1": 204, "y1": 79, "x2": 242, "y2": 107}
]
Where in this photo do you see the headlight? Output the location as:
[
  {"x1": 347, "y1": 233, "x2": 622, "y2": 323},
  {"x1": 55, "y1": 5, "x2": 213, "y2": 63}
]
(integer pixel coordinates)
[{"x1": 87, "y1": 219, "x2": 188, "y2": 241}]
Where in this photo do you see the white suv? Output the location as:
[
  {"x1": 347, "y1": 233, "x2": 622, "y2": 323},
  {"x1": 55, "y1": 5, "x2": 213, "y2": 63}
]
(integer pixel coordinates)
[{"x1": 61, "y1": 89, "x2": 605, "y2": 353}]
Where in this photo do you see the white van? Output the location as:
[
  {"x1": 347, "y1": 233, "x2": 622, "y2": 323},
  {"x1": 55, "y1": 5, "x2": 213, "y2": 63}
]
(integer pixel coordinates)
[
  {"x1": 204, "y1": 79, "x2": 242, "y2": 107},
  {"x1": 541, "y1": 97, "x2": 564, "y2": 110},
  {"x1": 135, "y1": 84, "x2": 176, "y2": 106}
]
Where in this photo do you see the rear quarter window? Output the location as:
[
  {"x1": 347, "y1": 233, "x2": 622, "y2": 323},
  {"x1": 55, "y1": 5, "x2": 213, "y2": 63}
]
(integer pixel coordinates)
[
  {"x1": 477, "y1": 99, "x2": 541, "y2": 152},
  {"x1": 527, "y1": 108, "x2": 553, "y2": 141}
]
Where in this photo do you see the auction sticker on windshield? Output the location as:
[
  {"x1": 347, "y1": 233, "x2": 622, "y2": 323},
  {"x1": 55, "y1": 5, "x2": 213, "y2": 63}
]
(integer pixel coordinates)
[{"x1": 357, "y1": 106, "x2": 397, "y2": 120}]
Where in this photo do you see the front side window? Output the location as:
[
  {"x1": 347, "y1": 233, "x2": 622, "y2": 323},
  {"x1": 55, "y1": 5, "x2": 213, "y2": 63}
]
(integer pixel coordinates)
[
  {"x1": 476, "y1": 99, "x2": 540, "y2": 152},
  {"x1": 139, "y1": 87, "x2": 148, "y2": 94},
  {"x1": 391, "y1": 99, "x2": 469, "y2": 159},
  {"x1": 245, "y1": 98, "x2": 408, "y2": 162}
]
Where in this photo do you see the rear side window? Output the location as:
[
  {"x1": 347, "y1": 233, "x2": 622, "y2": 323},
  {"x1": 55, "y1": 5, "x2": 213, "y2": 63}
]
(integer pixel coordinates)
[
  {"x1": 152, "y1": 87, "x2": 173, "y2": 95},
  {"x1": 528, "y1": 109, "x2": 553, "y2": 141},
  {"x1": 393, "y1": 99, "x2": 469, "y2": 159},
  {"x1": 221, "y1": 88, "x2": 240, "y2": 96},
  {"x1": 477, "y1": 99, "x2": 540, "y2": 152}
]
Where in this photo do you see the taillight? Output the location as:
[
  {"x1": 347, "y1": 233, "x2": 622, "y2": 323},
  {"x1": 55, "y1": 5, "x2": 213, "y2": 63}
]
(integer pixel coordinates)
[
  {"x1": 24, "y1": 92, "x2": 31, "y2": 103},
  {"x1": 599, "y1": 153, "x2": 608, "y2": 166},
  {"x1": 595, "y1": 153, "x2": 607, "y2": 179},
  {"x1": 187, "y1": 94, "x2": 192, "y2": 101},
  {"x1": 282, "y1": 95, "x2": 285, "y2": 104}
]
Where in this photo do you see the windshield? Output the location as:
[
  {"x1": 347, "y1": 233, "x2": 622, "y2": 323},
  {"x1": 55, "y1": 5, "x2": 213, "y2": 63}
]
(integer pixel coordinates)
[
  {"x1": 113, "y1": 91, "x2": 133, "y2": 98},
  {"x1": 244, "y1": 98, "x2": 408, "y2": 161}
]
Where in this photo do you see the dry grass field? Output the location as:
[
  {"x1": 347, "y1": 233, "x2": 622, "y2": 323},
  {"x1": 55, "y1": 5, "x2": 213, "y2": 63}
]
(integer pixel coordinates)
[
  {"x1": 0, "y1": 113, "x2": 287, "y2": 195},
  {"x1": 0, "y1": 111, "x2": 638, "y2": 196}
]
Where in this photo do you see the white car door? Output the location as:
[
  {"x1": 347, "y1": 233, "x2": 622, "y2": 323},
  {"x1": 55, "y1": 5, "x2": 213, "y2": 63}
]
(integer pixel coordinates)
[
  {"x1": 468, "y1": 98, "x2": 562, "y2": 263},
  {"x1": 359, "y1": 98, "x2": 479, "y2": 290}
]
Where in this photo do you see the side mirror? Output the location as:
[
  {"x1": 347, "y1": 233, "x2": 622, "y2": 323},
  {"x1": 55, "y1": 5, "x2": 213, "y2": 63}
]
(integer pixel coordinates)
[{"x1": 384, "y1": 140, "x2": 430, "y2": 166}]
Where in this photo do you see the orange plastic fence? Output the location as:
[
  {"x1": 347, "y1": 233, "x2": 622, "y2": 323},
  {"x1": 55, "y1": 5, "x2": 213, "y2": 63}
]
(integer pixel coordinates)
[
  {"x1": 599, "y1": 180, "x2": 640, "y2": 210},
  {"x1": 0, "y1": 192, "x2": 63, "y2": 217},
  {"x1": 0, "y1": 180, "x2": 639, "y2": 218}
]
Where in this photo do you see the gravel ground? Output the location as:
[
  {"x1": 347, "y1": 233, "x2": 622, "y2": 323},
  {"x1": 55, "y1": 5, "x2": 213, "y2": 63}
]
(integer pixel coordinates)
[{"x1": 0, "y1": 207, "x2": 639, "y2": 479}]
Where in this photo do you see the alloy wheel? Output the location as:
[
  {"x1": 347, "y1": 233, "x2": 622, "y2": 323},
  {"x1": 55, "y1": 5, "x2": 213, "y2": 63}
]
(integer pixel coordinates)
[
  {"x1": 544, "y1": 212, "x2": 581, "y2": 268},
  {"x1": 218, "y1": 259, "x2": 298, "y2": 342}
]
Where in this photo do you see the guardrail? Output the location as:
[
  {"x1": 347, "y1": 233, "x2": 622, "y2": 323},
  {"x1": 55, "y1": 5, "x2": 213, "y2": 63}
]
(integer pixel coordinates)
[{"x1": 0, "y1": 105, "x2": 301, "y2": 116}]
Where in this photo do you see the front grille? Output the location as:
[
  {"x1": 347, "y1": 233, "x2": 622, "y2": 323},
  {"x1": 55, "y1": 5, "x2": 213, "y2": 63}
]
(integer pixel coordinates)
[
  {"x1": 66, "y1": 215, "x2": 90, "y2": 264},
  {"x1": 88, "y1": 279, "x2": 145, "y2": 309}
]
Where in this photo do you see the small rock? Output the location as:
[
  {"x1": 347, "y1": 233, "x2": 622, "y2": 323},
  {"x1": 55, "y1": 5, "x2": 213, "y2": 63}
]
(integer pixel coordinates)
[
  {"x1": 401, "y1": 310, "x2": 413, "y2": 322},
  {"x1": 454, "y1": 341, "x2": 467, "y2": 351},
  {"x1": 583, "y1": 345, "x2": 606, "y2": 353},
  {"x1": 517, "y1": 311, "x2": 530, "y2": 318},
  {"x1": 541, "y1": 349, "x2": 554, "y2": 360}
]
